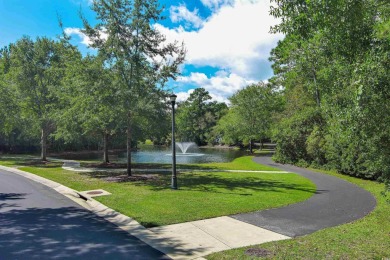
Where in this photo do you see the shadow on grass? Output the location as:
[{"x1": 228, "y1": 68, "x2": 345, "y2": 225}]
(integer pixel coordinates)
[{"x1": 80, "y1": 170, "x2": 315, "y2": 196}]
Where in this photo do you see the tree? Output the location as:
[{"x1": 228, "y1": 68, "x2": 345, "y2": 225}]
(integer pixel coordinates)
[
  {"x1": 213, "y1": 109, "x2": 242, "y2": 146},
  {"x1": 7, "y1": 37, "x2": 74, "y2": 160},
  {"x1": 0, "y1": 47, "x2": 19, "y2": 139},
  {"x1": 82, "y1": 0, "x2": 185, "y2": 175},
  {"x1": 218, "y1": 83, "x2": 280, "y2": 153},
  {"x1": 269, "y1": 0, "x2": 390, "y2": 184},
  {"x1": 55, "y1": 54, "x2": 122, "y2": 163},
  {"x1": 176, "y1": 88, "x2": 227, "y2": 145}
]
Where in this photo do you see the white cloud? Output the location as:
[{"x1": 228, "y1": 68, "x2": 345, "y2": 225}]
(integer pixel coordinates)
[
  {"x1": 176, "y1": 89, "x2": 195, "y2": 102},
  {"x1": 177, "y1": 72, "x2": 257, "y2": 103},
  {"x1": 64, "y1": 27, "x2": 108, "y2": 47},
  {"x1": 64, "y1": 27, "x2": 92, "y2": 46},
  {"x1": 65, "y1": 0, "x2": 282, "y2": 102},
  {"x1": 200, "y1": 0, "x2": 233, "y2": 10},
  {"x1": 155, "y1": 0, "x2": 283, "y2": 81},
  {"x1": 170, "y1": 5, "x2": 204, "y2": 29}
]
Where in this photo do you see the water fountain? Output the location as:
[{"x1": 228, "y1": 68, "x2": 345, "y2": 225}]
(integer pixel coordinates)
[
  {"x1": 176, "y1": 142, "x2": 194, "y2": 154},
  {"x1": 174, "y1": 142, "x2": 204, "y2": 157}
]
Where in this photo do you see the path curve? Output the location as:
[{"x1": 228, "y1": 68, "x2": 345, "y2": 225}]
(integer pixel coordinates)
[{"x1": 231, "y1": 156, "x2": 377, "y2": 237}]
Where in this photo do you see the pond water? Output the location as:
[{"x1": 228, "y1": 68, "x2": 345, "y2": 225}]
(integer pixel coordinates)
[
  {"x1": 54, "y1": 145, "x2": 246, "y2": 164},
  {"x1": 121, "y1": 145, "x2": 246, "y2": 164}
]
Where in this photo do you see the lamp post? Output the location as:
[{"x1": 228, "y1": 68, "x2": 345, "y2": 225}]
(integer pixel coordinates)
[{"x1": 170, "y1": 94, "x2": 178, "y2": 189}]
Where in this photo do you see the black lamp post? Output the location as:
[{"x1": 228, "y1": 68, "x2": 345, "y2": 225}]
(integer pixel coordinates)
[{"x1": 170, "y1": 94, "x2": 178, "y2": 189}]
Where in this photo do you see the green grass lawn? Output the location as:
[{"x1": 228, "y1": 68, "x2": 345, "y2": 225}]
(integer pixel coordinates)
[
  {"x1": 0, "y1": 155, "x2": 315, "y2": 227},
  {"x1": 196, "y1": 156, "x2": 279, "y2": 171},
  {"x1": 206, "y1": 169, "x2": 390, "y2": 259}
]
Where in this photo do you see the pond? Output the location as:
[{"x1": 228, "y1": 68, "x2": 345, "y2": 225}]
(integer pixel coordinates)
[
  {"x1": 121, "y1": 145, "x2": 247, "y2": 164},
  {"x1": 53, "y1": 145, "x2": 247, "y2": 164}
]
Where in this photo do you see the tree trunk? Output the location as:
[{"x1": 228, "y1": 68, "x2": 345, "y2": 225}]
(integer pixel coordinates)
[
  {"x1": 103, "y1": 132, "x2": 109, "y2": 164},
  {"x1": 126, "y1": 112, "x2": 132, "y2": 176},
  {"x1": 41, "y1": 127, "x2": 47, "y2": 161},
  {"x1": 249, "y1": 139, "x2": 253, "y2": 154}
]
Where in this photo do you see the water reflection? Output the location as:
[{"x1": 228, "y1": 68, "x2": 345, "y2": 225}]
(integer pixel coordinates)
[
  {"x1": 121, "y1": 146, "x2": 246, "y2": 164},
  {"x1": 54, "y1": 146, "x2": 246, "y2": 164}
]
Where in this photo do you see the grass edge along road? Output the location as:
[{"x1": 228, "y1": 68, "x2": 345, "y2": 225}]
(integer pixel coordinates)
[
  {"x1": 0, "y1": 155, "x2": 315, "y2": 227},
  {"x1": 206, "y1": 168, "x2": 390, "y2": 260}
]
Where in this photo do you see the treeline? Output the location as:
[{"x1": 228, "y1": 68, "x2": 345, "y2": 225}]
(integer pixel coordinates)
[
  {"x1": 0, "y1": 0, "x2": 389, "y2": 187},
  {"x1": 0, "y1": 0, "x2": 185, "y2": 176},
  {"x1": 268, "y1": 0, "x2": 389, "y2": 183}
]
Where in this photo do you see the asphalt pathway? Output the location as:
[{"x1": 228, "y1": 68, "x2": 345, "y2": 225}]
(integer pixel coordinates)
[
  {"x1": 0, "y1": 169, "x2": 168, "y2": 260},
  {"x1": 231, "y1": 156, "x2": 377, "y2": 237}
]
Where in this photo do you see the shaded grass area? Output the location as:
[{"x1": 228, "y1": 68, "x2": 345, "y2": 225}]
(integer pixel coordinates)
[
  {"x1": 206, "y1": 169, "x2": 390, "y2": 259},
  {"x1": 0, "y1": 155, "x2": 314, "y2": 227}
]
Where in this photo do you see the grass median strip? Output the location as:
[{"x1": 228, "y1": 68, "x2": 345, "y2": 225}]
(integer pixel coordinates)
[{"x1": 1, "y1": 155, "x2": 315, "y2": 228}]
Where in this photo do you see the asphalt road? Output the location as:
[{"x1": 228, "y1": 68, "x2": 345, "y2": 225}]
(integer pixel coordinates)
[
  {"x1": 0, "y1": 169, "x2": 169, "y2": 260},
  {"x1": 231, "y1": 156, "x2": 377, "y2": 237}
]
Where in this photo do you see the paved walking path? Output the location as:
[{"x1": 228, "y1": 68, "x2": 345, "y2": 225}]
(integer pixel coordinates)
[{"x1": 232, "y1": 156, "x2": 377, "y2": 237}]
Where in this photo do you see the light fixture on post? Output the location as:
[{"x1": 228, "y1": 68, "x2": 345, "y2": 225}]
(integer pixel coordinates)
[{"x1": 170, "y1": 94, "x2": 178, "y2": 189}]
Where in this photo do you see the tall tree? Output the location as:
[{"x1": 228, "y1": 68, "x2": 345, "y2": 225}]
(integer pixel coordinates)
[
  {"x1": 269, "y1": 0, "x2": 390, "y2": 183},
  {"x1": 56, "y1": 54, "x2": 122, "y2": 163},
  {"x1": 216, "y1": 83, "x2": 280, "y2": 153},
  {"x1": 7, "y1": 37, "x2": 74, "y2": 160},
  {"x1": 82, "y1": 0, "x2": 185, "y2": 175},
  {"x1": 176, "y1": 88, "x2": 228, "y2": 145},
  {"x1": 0, "y1": 46, "x2": 19, "y2": 139}
]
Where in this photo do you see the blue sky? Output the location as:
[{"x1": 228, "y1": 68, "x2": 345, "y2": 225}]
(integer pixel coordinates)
[{"x1": 0, "y1": 0, "x2": 283, "y2": 102}]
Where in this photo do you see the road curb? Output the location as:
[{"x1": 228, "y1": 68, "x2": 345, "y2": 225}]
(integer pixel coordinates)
[{"x1": 0, "y1": 165, "x2": 248, "y2": 259}]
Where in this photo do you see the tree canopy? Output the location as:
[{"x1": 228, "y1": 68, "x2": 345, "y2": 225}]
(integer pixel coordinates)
[
  {"x1": 269, "y1": 0, "x2": 390, "y2": 187},
  {"x1": 81, "y1": 0, "x2": 185, "y2": 175}
]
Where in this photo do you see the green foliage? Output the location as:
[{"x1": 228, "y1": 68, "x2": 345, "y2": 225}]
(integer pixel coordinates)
[
  {"x1": 215, "y1": 83, "x2": 282, "y2": 152},
  {"x1": 176, "y1": 88, "x2": 228, "y2": 145},
  {"x1": 213, "y1": 110, "x2": 242, "y2": 145},
  {"x1": 273, "y1": 107, "x2": 324, "y2": 164},
  {"x1": 82, "y1": 0, "x2": 185, "y2": 173},
  {"x1": 270, "y1": 0, "x2": 390, "y2": 182},
  {"x1": 3, "y1": 37, "x2": 77, "y2": 158}
]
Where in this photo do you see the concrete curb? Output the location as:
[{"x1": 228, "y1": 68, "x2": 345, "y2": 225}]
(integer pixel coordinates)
[
  {"x1": 0, "y1": 165, "x2": 78, "y2": 199},
  {"x1": 0, "y1": 165, "x2": 198, "y2": 259},
  {"x1": 0, "y1": 164, "x2": 290, "y2": 259}
]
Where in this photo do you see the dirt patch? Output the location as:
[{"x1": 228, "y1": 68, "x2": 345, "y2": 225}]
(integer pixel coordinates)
[
  {"x1": 85, "y1": 162, "x2": 127, "y2": 169},
  {"x1": 245, "y1": 248, "x2": 274, "y2": 258},
  {"x1": 103, "y1": 174, "x2": 160, "y2": 183}
]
